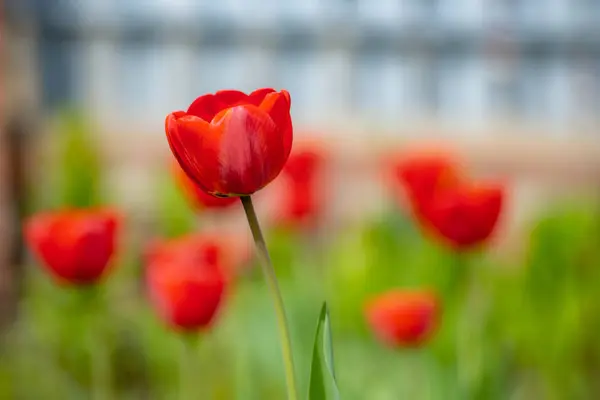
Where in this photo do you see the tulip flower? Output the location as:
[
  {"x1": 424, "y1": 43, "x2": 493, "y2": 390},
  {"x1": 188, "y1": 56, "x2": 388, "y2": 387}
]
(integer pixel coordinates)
[
  {"x1": 146, "y1": 235, "x2": 227, "y2": 332},
  {"x1": 277, "y1": 148, "x2": 324, "y2": 228},
  {"x1": 366, "y1": 290, "x2": 439, "y2": 347},
  {"x1": 166, "y1": 88, "x2": 298, "y2": 399},
  {"x1": 420, "y1": 182, "x2": 504, "y2": 250},
  {"x1": 392, "y1": 149, "x2": 504, "y2": 250},
  {"x1": 24, "y1": 208, "x2": 120, "y2": 398},
  {"x1": 24, "y1": 208, "x2": 120, "y2": 285},
  {"x1": 146, "y1": 232, "x2": 250, "y2": 280},
  {"x1": 392, "y1": 150, "x2": 462, "y2": 215},
  {"x1": 172, "y1": 161, "x2": 237, "y2": 211},
  {"x1": 282, "y1": 148, "x2": 323, "y2": 186},
  {"x1": 165, "y1": 88, "x2": 293, "y2": 198}
]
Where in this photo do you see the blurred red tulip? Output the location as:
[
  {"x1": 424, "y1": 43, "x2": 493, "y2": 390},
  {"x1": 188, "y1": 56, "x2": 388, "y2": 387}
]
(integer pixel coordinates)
[
  {"x1": 146, "y1": 235, "x2": 222, "y2": 270},
  {"x1": 172, "y1": 161, "x2": 237, "y2": 210},
  {"x1": 393, "y1": 150, "x2": 462, "y2": 213},
  {"x1": 146, "y1": 233, "x2": 251, "y2": 278},
  {"x1": 279, "y1": 184, "x2": 318, "y2": 227},
  {"x1": 146, "y1": 235, "x2": 228, "y2": 332},
  {"x1": 422, "y1": 182, "x2": 504, "y2": 250},
  {"x1": 24, "y1": 208, "x2": 120, "y2": 285},
  {"x1": 277, "y1": 148, "x2": 324, "y2": 228},
  {"x1": 391, "y1": 149, "x2": 504, "y2": 250},
  {"x1": 283, "y1": 148, "x2": 322, "y2": 186},
  {"x1": 365, "y1": 290, "x2": 439, "y2": 347},
  {"x1": 165, "y1": 88, "x2": 293, "y2": 197}
]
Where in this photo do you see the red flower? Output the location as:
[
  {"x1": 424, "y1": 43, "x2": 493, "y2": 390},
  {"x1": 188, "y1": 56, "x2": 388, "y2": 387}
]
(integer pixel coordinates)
[
  {"x1": 365, "y1": 290, "x2": 439, "y2": 347},
  {"x1": 24, "y1": 209, "x2": 120, "y2": 285},
  {"x1": 277, "y1": 148, "x2": 324, "y2": 228},
  {"x1": 146, "y1": 235, "x2": 228, "y2": 332},
  {"x1": 393, "y1": 150, "x2": 461, "y2": 214},
  {"x1": 421, "y1": 182, "x2": 504, "y2": 250},
  {"x1": 391, "y1": 149, "x2": 504, "y2": 250},
  {"x1": 283, "y1": 148, "x2": 323, "y2": 186},
  {"x1": 165, "y1": 88, "x2": 293, "y2": 197},
  {"x1": 172, "y1": 161, "x2": 237, "y2": 210}
]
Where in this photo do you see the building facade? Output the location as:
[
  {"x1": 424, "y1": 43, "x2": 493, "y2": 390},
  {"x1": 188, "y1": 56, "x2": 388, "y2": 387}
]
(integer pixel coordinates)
[{"x1": 8, "y1": 0, "x2": 600, "y2": 133}]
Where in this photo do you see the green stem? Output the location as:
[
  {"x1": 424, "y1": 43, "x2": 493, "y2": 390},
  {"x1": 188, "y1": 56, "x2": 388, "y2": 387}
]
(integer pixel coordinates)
[
  {"x1": 84, "y1": 287, "x2": 110, "y2": 400},
  {"x1": 179, "y1": 335, "x2": 199, "y2": 400},
  {"x1": 452, "y1": 252, "x2": 474, "y2": 400},
  {"x1": 241, "y1": 196, "x2": 298, "y2": 400},
  {"x1": 90, "y1": 337, "x2": 110, "y2": 400}
]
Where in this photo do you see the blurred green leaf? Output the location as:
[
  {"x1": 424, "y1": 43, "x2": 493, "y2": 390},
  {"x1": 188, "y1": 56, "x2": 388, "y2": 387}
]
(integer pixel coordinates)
[
  {"x1": 309, "y1": 302, "x2": 339, "y2": 400},
  {"x1": 52, "y1": 110, "x2": 104, "y2": 208},
  {"x1": 155, "y1": 172, "x2": 196, "y2": 237}
]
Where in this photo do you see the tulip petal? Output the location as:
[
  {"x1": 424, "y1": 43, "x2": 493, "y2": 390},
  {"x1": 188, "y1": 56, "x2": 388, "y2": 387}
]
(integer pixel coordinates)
[
  {"x1": 259, "y1": 90, "x2": 293, "y2": 162},
  {"x1": 187, "y1": 94, "x2": 220, "y2": 121},
  {"x1": 166, "y1": 113, "x2": 226, "y2": 195},
  {"x1": 188, "y1": 90, "x2": 249, "y2": 121},
  {"x1": 216, "y1": 105, "x2": 280, "y2": 194},
  {"x1": 247, "y1": 88, "x2": 276, "y2": 106},
  {"x1": 173, "y1": 161, "x2": 238, "y2": 209},
  {"x1": 214, "y1": 89, "x2": 248, "y2": 106}
]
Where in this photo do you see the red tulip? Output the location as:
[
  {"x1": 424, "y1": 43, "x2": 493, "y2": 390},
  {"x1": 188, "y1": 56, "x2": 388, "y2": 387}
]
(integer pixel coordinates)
[
  {"x1": 277, "y1": 148, "x2": 324, "y2": 228},
  {"x1": 146, "y1": 235, "x2": 228, "y2": 332},
  {"x1": 24, "y1": 209, "x2": 120, "y2": 285},
  {"x1": 283, "y1": 148, "x2": 322, "y2": 186},
  {"x1": 165, "y1": 88, "x2": 293, "y2": 197},
  {"x1": 393, "y1": 151, "x2": 461, "y2": 214},
  {"x1": 421, "y1": 182, "x2": 504, "y2": 250},
  {"x1": 172, "y1": 161, "x2": 237, "y2": 210},
  {"x1": 365, "y1": 290, "x2": 439, "y2": 347},
  {"x1": 146, "y1": 233, "x2": 251, "y2": 277},
  {"x1": 278, "y1": 184, "x2": 318, "y2": 228},
  {"x1": 146, "y1": 235, "x2": 223, "y2": 270}
]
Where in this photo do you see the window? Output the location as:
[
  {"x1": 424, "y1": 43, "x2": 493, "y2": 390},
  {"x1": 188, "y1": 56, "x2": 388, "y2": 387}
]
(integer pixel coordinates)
[
  {"x1": 194, "y1": 47, "x2": 248, "y2": 94},
  {"x1": 437, "y1": 54, "x2": 486, "y2": 123},
  {"x1": 116, "y1": 42, "x2": 170, "y2": 123},
  {"x1": 275, "y1": 49, "x2": 318, "y2": 122},
  {"x1": 354, "y1": 53, "x2": 416, "y2": 119},
  {"x1": 437, "y1": 0, "x2": 483, "y2": 28},
  {"x1": 356, "y1": 0, "x2": 403, "y2": 26}
]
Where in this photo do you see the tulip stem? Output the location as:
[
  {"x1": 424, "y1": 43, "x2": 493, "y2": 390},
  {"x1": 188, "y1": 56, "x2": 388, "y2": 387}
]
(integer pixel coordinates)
[
  {"x1": 90, "y1": 335, "x2": 110, "y2": 400},
  {"x1": 241, "y1": 195, "x2": 298, "y2": 400},
  {"x1": 179, "y1": 334, "x2": 199, "y2": 400},
  {"x1": 84, "y1": 286, "x2": 111, "y2": 400}
]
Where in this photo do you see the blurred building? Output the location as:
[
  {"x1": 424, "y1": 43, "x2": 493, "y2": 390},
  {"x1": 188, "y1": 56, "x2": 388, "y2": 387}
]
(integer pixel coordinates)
[{"x1": 6, "y1": 0, "x2": 600, "y2": 133}]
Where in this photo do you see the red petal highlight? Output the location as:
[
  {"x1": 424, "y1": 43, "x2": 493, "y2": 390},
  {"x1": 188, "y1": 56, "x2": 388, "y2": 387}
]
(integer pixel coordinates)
[{"x1": 216, "y1": 105, "x2": 279, "y2": 194}]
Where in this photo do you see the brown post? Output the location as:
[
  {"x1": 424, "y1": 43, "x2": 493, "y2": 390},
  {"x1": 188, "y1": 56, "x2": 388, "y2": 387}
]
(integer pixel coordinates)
[
  {"x1": 0, "y1": 116, "x2": 30, "y2": 332},
  {"x1": 0, "y1": 5, "x2": 40, "y2": 333}
]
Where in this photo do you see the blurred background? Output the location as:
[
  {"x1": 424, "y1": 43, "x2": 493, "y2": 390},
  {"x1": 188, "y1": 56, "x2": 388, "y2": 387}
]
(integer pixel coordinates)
[{"x1": 2, "y1": 1, "x2": 600, "y2": 399}]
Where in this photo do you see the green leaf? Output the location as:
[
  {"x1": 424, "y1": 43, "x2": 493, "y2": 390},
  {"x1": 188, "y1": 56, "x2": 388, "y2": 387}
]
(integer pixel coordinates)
[
  {"x1": 308, "y1": 302, "x2": 339, "y2": 400},
  {"x1": 54, "y1": 110, "x2": 104, "y2": 208}
]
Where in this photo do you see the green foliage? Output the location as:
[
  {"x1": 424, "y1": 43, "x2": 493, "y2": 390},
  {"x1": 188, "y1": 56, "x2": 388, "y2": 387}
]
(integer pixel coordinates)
[
  {"x1": 155, "y1": 172, "x2": 196, "y2": 238},
  {"x1": 50, "y1": 110, "x2": 104, "y2": 208},
  {"x1": 6, "y1": 180, "x2": 600, "y2": 398},
  {"x1": 308, "y1": 303, "x2": 339, "y2": 400}
]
